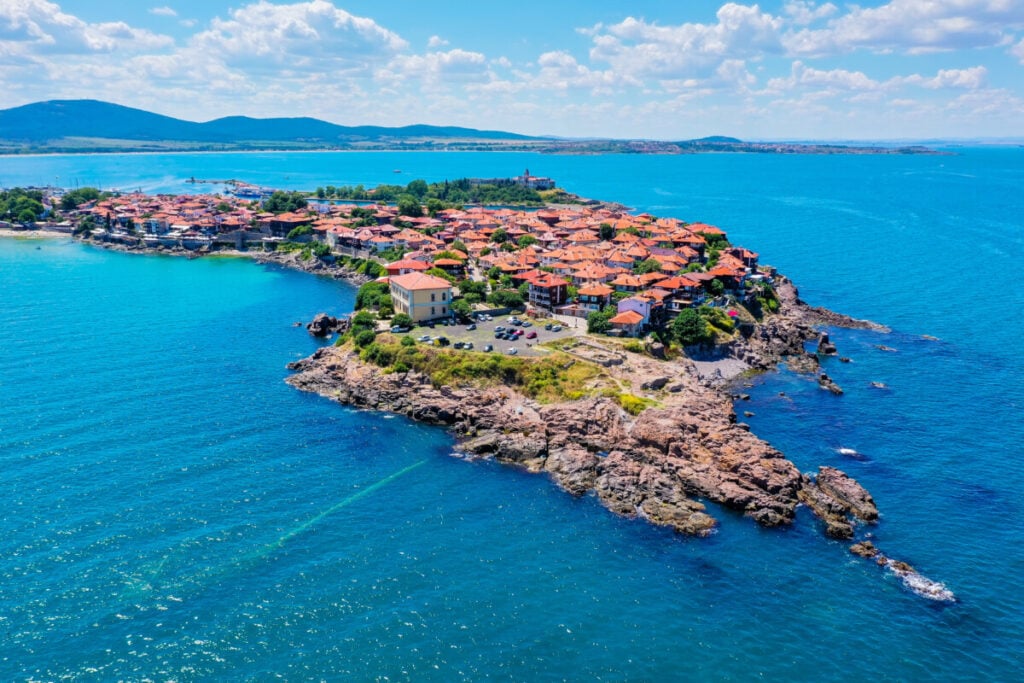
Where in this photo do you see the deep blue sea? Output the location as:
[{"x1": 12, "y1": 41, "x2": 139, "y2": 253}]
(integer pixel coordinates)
[{"x1": 2, "y1": 149, "x2": 1023, "y2": 680}]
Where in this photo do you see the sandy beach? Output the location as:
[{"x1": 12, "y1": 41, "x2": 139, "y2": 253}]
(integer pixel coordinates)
[{"x1": 0, "y1": 228, "x2": 71, "y2": 240}]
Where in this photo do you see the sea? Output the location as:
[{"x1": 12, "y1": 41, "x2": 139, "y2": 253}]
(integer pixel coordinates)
[{"x1": 1, "y1": 149, "x2": 1022, "y2": 681}]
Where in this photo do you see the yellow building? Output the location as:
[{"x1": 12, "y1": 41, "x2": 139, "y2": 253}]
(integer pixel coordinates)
[{"x1": 388, "y1": 272, "x2": 454, "y2": 322}]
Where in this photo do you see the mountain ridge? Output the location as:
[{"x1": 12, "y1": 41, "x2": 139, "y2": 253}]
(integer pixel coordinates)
[{"x1": 0, "y1": 99, "x2": 539, "y2": 145}]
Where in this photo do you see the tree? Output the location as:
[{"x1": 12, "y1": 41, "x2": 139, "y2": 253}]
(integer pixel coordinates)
[
  {"x1": 355, "y1": 281, "x2": 391, "y2": 310},
  {"x1": 490, "y1": 228, "x2": 508, "y2": 243},
  {"x1": 633, "y1": 258, "x2": 662, "y2": 274},
  {"x1": 599, "y1": 223, "x2": 615, "y2": 240},
  {"x1": 450, "y1": 298, "x2": 473, "y2": 320},
  {"x1": 263, "y1": 190, "x2": 307, "y2": 213},
  {"x1": 587, "y1": 306, "x2": 615, "y2": 334},
  {"x1": 286, "y1": 224, "x2": 313, "y2": 239},
  {"x1": 425, "y1": 198, "x2": 446, "y2": 217},
  {"x1": 517, "y1": 234, "x2": 538, "y2": 247},
  {"x1": 487, "y1": 289, "x2": 524, "y2": 308},
  {"x1": 406, "y1": 179, "x2": 429, "y2": 198},
  {"x1": 672, "y1": 308, "x2": 708, "y2": 346},
  {"x1": 396, "y1": 194, "x2": 423, "y2": 218},
  {"x1": 708, "y1": 278, "x2": 725, "y2": 297},
  {"x1": 451, "y1": 240, "x2": 468, "y2": 253},
  {"x1": 425, "y1": 267, "x2": 455, "y2": 283},
  {"x1": 391, "y1": 312, "x2": 414, "y2": 328}
]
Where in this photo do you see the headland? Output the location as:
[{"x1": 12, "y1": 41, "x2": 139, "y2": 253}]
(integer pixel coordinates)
[{"x1": 2, "y1": 176, "x2": 953, "y2": 600}]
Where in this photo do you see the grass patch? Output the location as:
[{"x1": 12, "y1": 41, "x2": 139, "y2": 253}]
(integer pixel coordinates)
[
  {"x1": 351, "y1": 336, "x2": 609, "y2": 403},
  {"x1": 616, "y1": 393, "x2": 657, "y2": 416}
]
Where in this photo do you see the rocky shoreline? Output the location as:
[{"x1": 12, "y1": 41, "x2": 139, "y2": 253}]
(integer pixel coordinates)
[
  {"x1": 285, "y1": 275, "x2": 954, "y2": 601},
  {"x1": 287, "y1": 277, "x2": 881, "y2": 538}
]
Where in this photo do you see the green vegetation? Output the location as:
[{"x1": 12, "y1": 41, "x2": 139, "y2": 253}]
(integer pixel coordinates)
[
  {"x1": 671, "y1": 308, "x2": 710, "y2": 346},
  {"x1": 633, "y1": 258, "x2": 662, "y2": 274},
  {"x1": 1, "y1": 188, "x2": 46, "y2": 223},
  {"x1": 59, "y1": 187, "x2": 105, "y2": 211},
  {"x1": 326, "y1": 178, "x2": 544, "y2": 207},
  {"x1": 286, "y1": 224, "x2": 313, "y2": 239},
  {"x1": 263, "y1": 190, "x2": 308, "y2": 213},
  {"x1": 355, "y1": 337, "x2": 608, "y2": 404},
  {"x1": 355, "y1": 281, "x2": 391, "y2": 311},
  {"x1": 587, "y1": 305, "x2": 617, "y2": 334},
  {"x1": 487, "y1": 289, "x2": 525, "y2": 309},
  {"x1": 622, "y1": 340, "x2": 645, "y2": 354},
  {"x1": 616, "y1": 393, "x2": 656, "y2": 416},
  {"x1": 391, "y1": 312, "x2": 413, "y2": 328}
]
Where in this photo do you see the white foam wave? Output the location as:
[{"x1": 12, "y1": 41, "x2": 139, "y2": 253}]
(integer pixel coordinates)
[{"x1": 886, "y1": 561, "x2": 956, "y2": 602}]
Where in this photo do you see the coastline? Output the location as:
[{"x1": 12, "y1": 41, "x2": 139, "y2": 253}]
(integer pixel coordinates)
[{"x1": 5, "y1": 214, "x2": 951, "y2": 601}]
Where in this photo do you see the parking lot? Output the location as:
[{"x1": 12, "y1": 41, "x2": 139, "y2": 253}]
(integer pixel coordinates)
[{"x1": 411, "y1": 312, "x2": 584, "y2": 356}]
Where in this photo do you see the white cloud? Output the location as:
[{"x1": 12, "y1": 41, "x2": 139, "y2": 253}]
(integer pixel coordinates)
[
  {"x1": 588, "y1": 5, "x2": 785, "y2": 80},
  {"x1": 783, "y1": 1, "x2": 837, "y2": 26},
  {"x1": 1012, "y1": 37, "x2": 1024, "y2": 63},
  {"x1": 192, "y1": 0, "x2": 407, "y2": 70},
  {"x1": 149, "y1": 6, "x2": 177, "y2": 17},
  {"x1": 427, "y1": 35, "x2": 448, "y2": 48},
  {"x1": 784, "y1": 0, "x2": 1024, "y2": 56},
  {"x1": 0, "y1": 0, "x2": 173, "y2": 54},
  {"x1": 380, "y1": 48, "x2": 489, "y2": 85},
  {"x1": 910, "y1": 66, "x2": 988, "y2": 90}
]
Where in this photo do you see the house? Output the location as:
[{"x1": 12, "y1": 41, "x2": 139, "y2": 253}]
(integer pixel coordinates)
[
  {"x1": 527, "y1": 273, "x2": 569, "y2": 309},
  {"x1": 607, "y1": 310, "x2": 645, "y2": 337},
  {"x1": 389, "y1": 272, "x2": 454, "y2": 323},
  {"x1": 385, "y1": 258, "x2": 430, "y2": 276},
  {"x1": 576, "y1": 283, "x2": 614, "y2": 312}
]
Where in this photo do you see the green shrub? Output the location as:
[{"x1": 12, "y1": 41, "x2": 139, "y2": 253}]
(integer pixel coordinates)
[
  {"x1": 616, "y1": 393, "x2": 653, "y2": 416},
  {"x1": 623, "y1": 341, "x2": 645, "y2": 353},
  {"x1": 354, "y1": 329, "x2": 377, "y2": 348},
  {"x1": 400, "y1": 335, "x2": 416, "y2": 347}
]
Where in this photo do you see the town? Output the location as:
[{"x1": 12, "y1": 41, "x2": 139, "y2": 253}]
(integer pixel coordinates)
[{"x1": 4, "y1": 173, "x2": 778, "y2": 347}]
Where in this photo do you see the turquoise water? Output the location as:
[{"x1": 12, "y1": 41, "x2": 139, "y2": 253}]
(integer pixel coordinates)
[{"x1": 2, "y1": 150, "x2": 1023, "y2": 680}]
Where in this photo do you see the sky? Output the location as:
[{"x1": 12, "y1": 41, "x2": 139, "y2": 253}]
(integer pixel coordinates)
[{"x1": 2, "y1": 0, "x2": 1023, "y2": 140}]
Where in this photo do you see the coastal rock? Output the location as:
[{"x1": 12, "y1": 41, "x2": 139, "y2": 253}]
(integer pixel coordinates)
[
  {"x1": 815, "y1": 466, "x2": 879, "y2": 522},
  {"x1": 307, "y1": 312, "x2": 345, "y2": 337},
  {"x1": 798, "y1": 466, "x2": 878, "y2": 539},
  {"x1": 818, "y1": 373, "x2": 844, "y2": 395},
  {"x1": 817, "y1": 332, "x2": 838, "y2": 355},
  {"x1": 544, "y1": 445, "x2": 599, "y2": 496}
]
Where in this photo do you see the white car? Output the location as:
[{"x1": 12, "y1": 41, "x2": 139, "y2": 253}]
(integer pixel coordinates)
[{"x1": 507, "y1": 347, "x2": 518, "y2": 355}]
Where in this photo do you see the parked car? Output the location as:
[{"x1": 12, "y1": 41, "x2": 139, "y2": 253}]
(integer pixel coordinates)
[
  {"x1": 507, "y1": 347, "x2": 518, "y2": 355},
  {"x1": 433, "y1": 336, "x2": 450, "y2": 347},
  {"x1": 521, "y1": 321, "x2": 532, "y2": 327},
  {"x1": 483, "y1": 344, "x2": 493, "y2": 352},
  {"x1": 391, "y1": 325, "x2": 411, "y2": 333},
  {"x1": 514, "y1": 329, "x2": 525, "y2": 336},
  {"x1": 417, "y1": 335, "x2": 431, "y2": 342},
  {"x1": 463, "y1": 342, "x2": 474, "y2": 350},
  {"x1": 544, "y1": 323, "x2": 553, "y2": 331},
  {"x1": 466, "y1": 323, "x2": 476, "y2": 331},
  {"x1": 526, "y1": 331, "x2": 537, "y2": 339},
  {"x1": 552, "y1": 325, "x2": 563, "y2": 332},
  {"x1": 495, "y1": 326, "x2": 505, "y2": 333},
  {"x1": 510, "y1": 319, "x2": 522, "y2": 326},
  {"x1": 453, "y1": 341, "x2": 464, "y2": 349}
]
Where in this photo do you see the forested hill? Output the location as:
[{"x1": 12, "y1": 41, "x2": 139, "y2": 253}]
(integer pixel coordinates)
[{"x1": 0, "y1": 100, "x2": 540, "y2": 150}]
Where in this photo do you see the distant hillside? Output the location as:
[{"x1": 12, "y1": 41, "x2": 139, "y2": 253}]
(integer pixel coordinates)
[{"x1": 0, "y1": 100, "x2": 540, "y2": 149}]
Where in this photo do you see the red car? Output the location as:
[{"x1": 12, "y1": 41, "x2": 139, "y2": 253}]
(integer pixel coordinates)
[{"x1": 526, "y1": 331, "x2": 537, "y2": 339}]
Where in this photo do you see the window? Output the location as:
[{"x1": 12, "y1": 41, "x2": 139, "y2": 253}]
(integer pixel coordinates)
[
  {"x1": 442, "y1": 292, "x2": 447, "y2": 301},
  {"x1": 431, "y1": 293, "x2": 436, "y2": 302},
  {"x1": 431, "y1": 306, "x2": 435, "y2": 315},
  {"x1": 442, "y1": 306, "x2": 446, "y2": 315}
]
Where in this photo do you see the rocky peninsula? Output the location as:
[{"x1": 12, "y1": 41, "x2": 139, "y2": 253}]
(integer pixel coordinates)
[
  {"x1": 288, "y1": 280, "x2": 879, "y2": 538},
  {"x1": 287, "y1": 280, "x2": 955, "y2": 601}
]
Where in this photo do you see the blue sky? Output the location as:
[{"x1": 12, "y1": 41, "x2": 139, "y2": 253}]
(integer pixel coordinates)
[{"x1": 3, "y1": 1, "x2": 1023, "y2": 140}]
